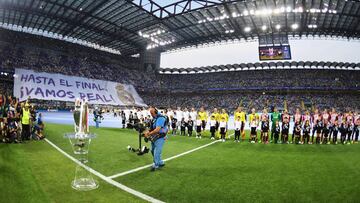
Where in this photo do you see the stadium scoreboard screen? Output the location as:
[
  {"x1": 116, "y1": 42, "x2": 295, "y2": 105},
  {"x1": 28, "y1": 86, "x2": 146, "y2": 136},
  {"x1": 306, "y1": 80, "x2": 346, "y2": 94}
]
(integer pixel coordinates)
[
  {"x1": 259, "y1": 45, "x2": 292, "y2": 61},
  {"x1": 258, "y1": 34, "x2": 291, "y2": 61}
]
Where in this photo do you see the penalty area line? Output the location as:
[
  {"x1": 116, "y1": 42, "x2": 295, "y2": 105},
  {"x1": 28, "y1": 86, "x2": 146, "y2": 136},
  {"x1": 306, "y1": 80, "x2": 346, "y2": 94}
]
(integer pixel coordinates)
[
  {"x1": 44, "y1": 138, "x2": 165, "y2": 203},
  {"x1": 108, "y1": 139, "x2": 221, "y2": 179}
]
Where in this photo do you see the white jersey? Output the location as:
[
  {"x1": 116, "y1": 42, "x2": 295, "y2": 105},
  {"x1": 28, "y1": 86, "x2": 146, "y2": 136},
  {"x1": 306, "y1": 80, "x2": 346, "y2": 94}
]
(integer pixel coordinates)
[
  {"x1": 354, "y1": 114, "x2": 359, "y2": 121},
  {"x1": 137, "y1": 111, "x2": 143, "y2": 119},
  {"x1": 196, "y1": 119, "x2": 202, "y2": 126},
  {"x1": 210, "y1": 120, "x2": 216, "y2": 127},
  {"x1": 167, "y1": 110, "x2": 174, "y2": 119},
  {"x1": 234, "y1": 121, "x2": 241, "y2": 130},
  {"x1": 124, "y1": 109, "x2": 130, "y2": 120},
  {"x1": 183, "y1": 111, "x2": 190, "y2": 122},
  {"x1": 176, "y1": 110, "x2": 183, "y2": 121},
  {"x1": 190, "y1": 111, "x2": 197, "y2": 121},
  {"x1": 219, "y1": 121, "x2": 227, "y2": 128},
  {"x1": 250, "y1": 120, "x2": 257, "y2": 128},
  {"x1": 141, "y1": 110, "x2": 150, "y2": 119}
]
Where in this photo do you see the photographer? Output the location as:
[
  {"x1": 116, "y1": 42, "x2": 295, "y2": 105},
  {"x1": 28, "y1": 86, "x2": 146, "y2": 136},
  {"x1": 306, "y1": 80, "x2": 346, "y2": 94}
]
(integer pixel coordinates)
[
  {"x1": 93, "y1": 107, "x2": 102, "y2": 128},
  {"x1": 144, "y1": 107, "x2": 168, "y2": 172}
]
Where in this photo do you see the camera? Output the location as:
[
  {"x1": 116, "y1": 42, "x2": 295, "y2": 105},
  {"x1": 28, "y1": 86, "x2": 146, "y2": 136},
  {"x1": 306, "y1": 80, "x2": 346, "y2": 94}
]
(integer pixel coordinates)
[
  {"x1": 127, "y1": 145, "x2": 149, "y2": 155},
  {"x1": 134, "y1": 122, "x2": 155, "y2": 143},
  {"x1": 133, "y1": 122, "x2": 147, "y2": 134},
  {"x1": 127, "y1": 122, "x2": 150, "y2": 156}
]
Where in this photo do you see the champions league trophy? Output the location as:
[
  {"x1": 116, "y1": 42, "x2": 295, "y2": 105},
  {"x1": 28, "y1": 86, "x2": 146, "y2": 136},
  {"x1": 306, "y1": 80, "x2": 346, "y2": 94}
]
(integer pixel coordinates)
[{"x1": 65, "y1": 98, "x2": 98, "y2": 191}]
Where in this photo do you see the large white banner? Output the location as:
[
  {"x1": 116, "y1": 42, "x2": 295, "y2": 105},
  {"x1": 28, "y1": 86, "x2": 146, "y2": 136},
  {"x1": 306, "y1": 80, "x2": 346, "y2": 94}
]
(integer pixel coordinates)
[{"x1": 13, "y1": 68, "x2": 147, "y2": 106}]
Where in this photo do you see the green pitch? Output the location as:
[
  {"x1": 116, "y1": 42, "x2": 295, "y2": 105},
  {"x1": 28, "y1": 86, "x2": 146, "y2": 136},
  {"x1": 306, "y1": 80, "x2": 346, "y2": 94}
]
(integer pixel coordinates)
[{"x1": 1, "y1": 123, "x2": 360, "y2": 203}]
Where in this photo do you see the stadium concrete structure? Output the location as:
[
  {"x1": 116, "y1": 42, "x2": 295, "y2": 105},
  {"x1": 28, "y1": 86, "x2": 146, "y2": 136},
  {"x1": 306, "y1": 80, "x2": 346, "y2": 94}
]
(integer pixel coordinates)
[{"x1": 0, "y1": 0, "x2": 360, "y2": 203}]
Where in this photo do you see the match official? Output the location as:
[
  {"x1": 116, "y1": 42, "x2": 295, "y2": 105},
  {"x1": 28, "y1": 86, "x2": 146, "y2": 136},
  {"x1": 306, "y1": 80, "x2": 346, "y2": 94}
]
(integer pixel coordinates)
[{"x1": 144, "y1": 107, "x2": 168, "y2": 172}]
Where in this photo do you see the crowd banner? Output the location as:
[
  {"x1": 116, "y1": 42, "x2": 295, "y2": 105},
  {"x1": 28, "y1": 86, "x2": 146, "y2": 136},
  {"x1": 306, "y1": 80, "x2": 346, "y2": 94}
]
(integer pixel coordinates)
[{"x1": 13, "y1": 68, "x2": 147, "y2": 106}]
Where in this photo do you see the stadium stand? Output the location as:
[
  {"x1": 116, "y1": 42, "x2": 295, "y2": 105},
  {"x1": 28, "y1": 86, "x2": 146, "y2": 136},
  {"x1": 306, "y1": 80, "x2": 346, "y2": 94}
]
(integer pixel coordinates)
[{"x1": 0, "y1": 28, "x2": 359, "y2": 113}]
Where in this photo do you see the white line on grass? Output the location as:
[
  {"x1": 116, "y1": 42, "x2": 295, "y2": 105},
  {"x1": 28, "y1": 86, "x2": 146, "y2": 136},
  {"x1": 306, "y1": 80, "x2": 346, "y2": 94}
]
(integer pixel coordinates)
[
  {"x1": 44, "y1": 138, "x2": 165, "y2": 203},
  {"x1": 108, "y1": 140, "x2": 220, "y2": 179}
]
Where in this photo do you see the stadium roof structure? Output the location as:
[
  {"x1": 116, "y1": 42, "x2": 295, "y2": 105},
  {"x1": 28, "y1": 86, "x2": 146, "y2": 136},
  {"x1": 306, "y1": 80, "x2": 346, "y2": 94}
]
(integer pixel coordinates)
[
  {"x1": 0, "y1": 0, "x2": 360, "y2": 55},
  {"x1": 159, "y1": 61, "x2": 360, "y2": 74}
]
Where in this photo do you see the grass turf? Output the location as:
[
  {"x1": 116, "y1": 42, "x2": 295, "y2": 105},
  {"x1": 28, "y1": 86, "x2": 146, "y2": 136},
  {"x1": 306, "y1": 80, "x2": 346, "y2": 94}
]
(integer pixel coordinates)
[
  {"x1": 116, "y1": 141, "x2": 360, "y2": 202},
  {"x1": 44, "y1": 123, "x2": 213, "y2": 176},
  {"x1": 0, "y1": 135, "x2": 144, "y2": 203},
  {"x1": 1, "y1": 123, "x2": 360, "y2": 203}
]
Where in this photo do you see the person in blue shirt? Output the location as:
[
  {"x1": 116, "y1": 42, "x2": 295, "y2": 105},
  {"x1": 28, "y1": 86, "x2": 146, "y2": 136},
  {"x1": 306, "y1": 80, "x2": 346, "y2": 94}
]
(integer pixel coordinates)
[
  {"x1": 93, "y1": 108, "x2": 102, "y2": 128},
  {"x1": 37, "y1": 113, "x2": 43, "y2": 126},
  {"x1": 144, "y1": 107, "x2": 168, "y2": 172}
]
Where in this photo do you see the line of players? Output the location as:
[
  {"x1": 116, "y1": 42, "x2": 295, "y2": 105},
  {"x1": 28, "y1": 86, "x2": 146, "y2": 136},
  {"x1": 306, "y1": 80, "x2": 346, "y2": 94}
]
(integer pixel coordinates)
[
  {"x1": 163, "y1": 107, "x2": 360, "y2": 144},
  {"x1": 166, "y1": 107, "x2": 230, "y2": 142}
]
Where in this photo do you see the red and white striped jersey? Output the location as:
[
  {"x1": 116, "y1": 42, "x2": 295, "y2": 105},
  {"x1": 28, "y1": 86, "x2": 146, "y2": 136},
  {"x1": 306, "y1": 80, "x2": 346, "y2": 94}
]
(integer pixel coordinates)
[
  {"x1": 313, "y1": 113, "x2": 321, "y2": 124},
  {"x1": 303, "y1": 114, "x2": 311, "y2": 123},
  {"x1": 261, "y1": 113, "x2": 268, "y2": 121},
  {"x1": 282, "y1": 113, "x2": 290, "y2": 122},
  {"x1": 330, "y1": 113, "x2": 338, "y2": 124},
  {"x1": 294, "y1": 113, "x2": 302, "y2": 123},
  {"x1": 346, "y1": 115, "x2": 354, "y2": 124},
  {"x1": 322, "y1": 113, "x2": 330, "y2": 122}
]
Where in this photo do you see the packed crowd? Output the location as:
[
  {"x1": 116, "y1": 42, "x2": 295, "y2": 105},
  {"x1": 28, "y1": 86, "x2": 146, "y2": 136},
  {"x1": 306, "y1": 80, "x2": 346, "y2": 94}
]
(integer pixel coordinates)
[
  {"x1": 0, "y1": 29, "x2": 157, "y2": 89},
  {"x1": 0, "y1": 94, "x2": 45, "y2": 143},
  {"x1": 0, "y1": 28, "x2": 359, "y2": 115},
  {"x1": 141, "y1": 92, "x2": 360, "y2": 113},
  {"x1": 122, "y1": 106, "x2": 360, "y2": 144},
  {"x1": 1, "y1": 28, "x2": 359, "y2": 92},
  {"x1": 155, "y1": 69, "x2": 360, "y2": 91}
]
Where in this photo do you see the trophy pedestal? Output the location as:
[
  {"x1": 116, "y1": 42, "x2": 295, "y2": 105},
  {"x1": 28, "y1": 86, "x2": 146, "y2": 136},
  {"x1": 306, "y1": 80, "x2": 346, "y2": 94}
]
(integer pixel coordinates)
[
  {"x1": 71, "y1": 166, "x2": 99, "y2": 191},
  {"x1": 65, "y1": 132, "x2": 98, "y2": 191}
]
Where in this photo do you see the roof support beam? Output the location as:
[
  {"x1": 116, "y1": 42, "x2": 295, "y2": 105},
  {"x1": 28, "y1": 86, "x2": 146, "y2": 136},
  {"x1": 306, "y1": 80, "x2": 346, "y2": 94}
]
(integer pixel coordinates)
[{"x1": 2, "y1": 3, "x2": 142, "y2": 50}]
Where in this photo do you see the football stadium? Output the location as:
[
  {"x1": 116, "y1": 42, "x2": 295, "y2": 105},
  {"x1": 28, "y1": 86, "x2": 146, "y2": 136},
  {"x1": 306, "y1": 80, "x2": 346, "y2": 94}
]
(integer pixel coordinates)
[{"x1": 1, "y1": 0, "x2": 360, "y2": 202}]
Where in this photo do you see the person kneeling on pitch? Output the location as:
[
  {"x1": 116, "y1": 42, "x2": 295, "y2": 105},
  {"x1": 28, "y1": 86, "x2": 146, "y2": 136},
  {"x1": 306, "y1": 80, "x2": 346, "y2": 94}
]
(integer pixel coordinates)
[{"x1": 144, "y1": 107, "x2": 168, "y2": 172}]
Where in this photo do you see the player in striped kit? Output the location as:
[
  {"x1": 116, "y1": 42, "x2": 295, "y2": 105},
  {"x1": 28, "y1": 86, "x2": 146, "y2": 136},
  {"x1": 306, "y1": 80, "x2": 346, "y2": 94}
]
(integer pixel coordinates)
[
  {"x1": 282, "y1": 109, "x2": 290, "y2": 123},
  {"x1": 321, "y1": 120, "x2": 331, "y2": 144},
  {"x1": 281, "y1": 109, "x2": 290, "y2": 144},
  {"x1": 339, "y1": 119, "x2": 348, "y2": 144},
  {"x1": 292, "y1": 108, "x2": 302, "y2": 144},
  {"x1": 311, "y1": 109, "x2": 322, "y2": 144},
  {"x1": 302, "y1": 110, "x2": 311, "y2": 124},
  {"x1": 329, "y1": 108, "x2": 338, "y2": 143},
  {"x1": 331, "y1": 118, "x2": 339, "y2": 144},
  {"x1": 354, "y1": 114, "x2": 360, "y2": 143},
  {"x1": 260, "y1": 108, "x2": 269, "y2": 144},
  {"x1": 321, "y1": 109, "x2": 330, "y2": 144},
  {"x1": 302, "y1": 120, "x2": 311, "y2": 144},
  {"x1": 346, "y1": 111, "x2": 354, "y2": 144}
]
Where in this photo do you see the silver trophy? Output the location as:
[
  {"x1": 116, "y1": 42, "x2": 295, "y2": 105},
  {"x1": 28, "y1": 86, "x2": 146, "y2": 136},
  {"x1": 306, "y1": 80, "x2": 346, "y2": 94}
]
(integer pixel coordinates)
[{"x1": 65, "y1": 98, "x2": 98, "y2": 191}]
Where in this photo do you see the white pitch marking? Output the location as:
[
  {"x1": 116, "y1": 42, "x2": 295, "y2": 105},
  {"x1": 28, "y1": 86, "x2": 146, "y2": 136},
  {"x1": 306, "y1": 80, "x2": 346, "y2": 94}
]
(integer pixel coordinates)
[
  {"x1": 108, "y1": 140, "x2": 220, "y2": 179},
  {"x1": 45, "y1": 138, "x2": 165, "y2": 203}
]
